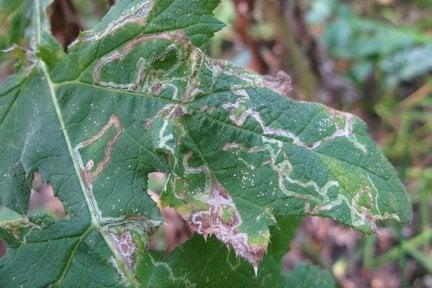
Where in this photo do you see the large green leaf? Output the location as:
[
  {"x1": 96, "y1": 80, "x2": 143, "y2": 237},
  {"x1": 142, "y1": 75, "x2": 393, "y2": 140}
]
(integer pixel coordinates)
[
  {"x1": 0, "y1": 0, "x2": 410, "y2": 286},
  {"x1": 284, "y1": 263, "x2": 335, "y2": 288},
  {"x1": 161, "y1": 59, "x2": 411, "y2": 266},
  {"x1": 140, "y1": 217, "x2": 334, "y2": 287}
]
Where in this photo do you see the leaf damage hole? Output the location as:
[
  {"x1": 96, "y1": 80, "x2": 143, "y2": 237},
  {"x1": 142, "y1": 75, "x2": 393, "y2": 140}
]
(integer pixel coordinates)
[
  {"x1": 49, "y1": 0, "x2": 118, "y2": 49},
  {"x1": 147, "y1": 172, "x2": 194, "y2": 253},
  {"x1": 189, "y1": 181, "x2": 266, "y2": 269},
  {"x1": 28, "y1": 171, "x2": 66, "y2": 219}
]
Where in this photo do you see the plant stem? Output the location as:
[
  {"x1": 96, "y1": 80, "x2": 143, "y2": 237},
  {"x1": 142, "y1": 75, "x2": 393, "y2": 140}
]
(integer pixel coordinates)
[
  {"x1": 265, "y1": 0, "x2": 318, "y2": 101},
  {"x1": 367, "y1": 228, "x2": 432, "y2": 269}
]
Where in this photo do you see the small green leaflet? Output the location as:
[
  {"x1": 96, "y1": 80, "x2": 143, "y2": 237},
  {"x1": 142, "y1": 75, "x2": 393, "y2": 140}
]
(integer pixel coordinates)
[
  {"x1": 0, "y1": 0, "x2": 410, "y2": 287},
  {"x1": 138, "y1": 236, "x2": 336, "y2": 288},
  {"x1": 139, "y1": 216, "x2": 335, "y2": 287},
  {"x1": 140, "y1": 218, "x2": 334, "y2": 287}
]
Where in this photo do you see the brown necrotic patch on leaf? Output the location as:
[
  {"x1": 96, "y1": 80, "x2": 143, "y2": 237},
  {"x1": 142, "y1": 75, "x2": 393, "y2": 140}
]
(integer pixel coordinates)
[
  {"x1": 71, "y1": 0, "x2": 155, "y2": 46},
  {"x1": 111, "y1": 231, "x2": 136, "y2": 268},
  {"x1": 0, "y1": 239, "x2": 7, "y2": 257},
  {"x1": 74, "y1": 114, "x2": 123, "y2": 187},
  {"x1": 189, "y1": 181, "x2": 266, "y2": 268},
  {"x1": 28, "y1": 171, "x2": 66, "y2": 219},
  {"x1": 71, "y1": 115, "x2": 124, "y2": 225},
  {"x1": 262, "y1": 71, "x2": 292, "y2": 96},
  {"x1": 92, "y1": 31, "x2": 194, "y2": 93}
]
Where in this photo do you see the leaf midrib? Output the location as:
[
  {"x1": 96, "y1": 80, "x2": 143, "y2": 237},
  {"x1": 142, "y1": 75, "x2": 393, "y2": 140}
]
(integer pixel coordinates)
[
  {"x1": 39, "y1": 57, "x2": 141, "y2": 288},
  {"x1": 34, "y1": 1, "x2": 140, "y2": 286}
]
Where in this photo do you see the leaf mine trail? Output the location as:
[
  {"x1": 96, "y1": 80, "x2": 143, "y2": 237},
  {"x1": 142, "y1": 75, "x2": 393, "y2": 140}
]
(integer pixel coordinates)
[{"x1": 0, "y1": 0, "x2": 411, "y2": 286}]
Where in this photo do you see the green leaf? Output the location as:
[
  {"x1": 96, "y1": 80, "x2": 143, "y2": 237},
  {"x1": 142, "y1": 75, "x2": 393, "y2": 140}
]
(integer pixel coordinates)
[
  {"x1": 381, "y1": 43, "x2": 432, "y2": 86},
  {"x1": 142, "y1": 235, "x2": 276, "y2": 287},
  {"x1": 139, "y1": 217, "x2": 309, "y2": 287},
  {"x1": 0, "y1": 0, "x2": 410, "y2": 286},
  {"x1": 312, "y1": 1, "x2": 432, "y2": 86},
  {"x1": 161, "y1": 59, "x2": 411, "y2": 266},
  {"x1": 139, "y1": 216, "x2": 334, "y2": 287},
  {"x1": 284, "y1": 263, "x2": 335, "y2": 288}
]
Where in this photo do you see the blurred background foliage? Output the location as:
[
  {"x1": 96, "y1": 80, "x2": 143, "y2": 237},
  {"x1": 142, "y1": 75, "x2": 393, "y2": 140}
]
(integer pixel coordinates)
[{"x1": 0, "y1": 0, "x2": 431, "y2": 287}]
